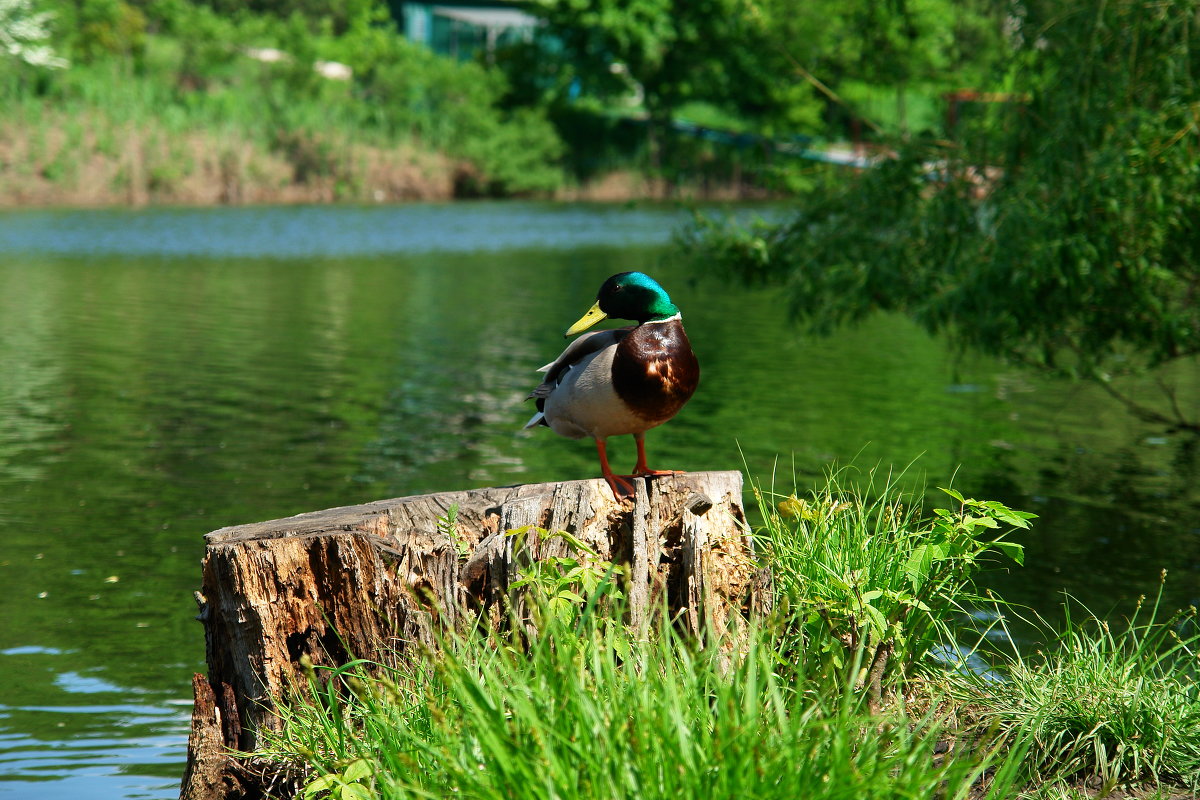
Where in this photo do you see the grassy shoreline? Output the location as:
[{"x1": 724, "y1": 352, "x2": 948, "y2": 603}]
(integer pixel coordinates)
[
  {"x1": 0, "y1": 106, "x2": 458, "y2": 208},
  {"x1": 0, "y1": 106, "x2": 772, "y2": 208},
  {"x1": 3, "y1": 0, "x2": 796, "y2": 211},
  {"x1": 2, "y1": 41, "x2": 787, "y2": 210},
  {"x1": 251, "y1": 466, "x2": 1200, "y2": 800}
]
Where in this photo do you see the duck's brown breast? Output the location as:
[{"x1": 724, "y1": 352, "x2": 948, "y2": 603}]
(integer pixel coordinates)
[{"x1": 611, "y1": 317, "x2": 699, "y2": 424}]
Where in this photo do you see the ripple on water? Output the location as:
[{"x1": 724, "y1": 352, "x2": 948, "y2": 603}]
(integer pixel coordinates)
[
  {"x1": 0, "y1": 702, "x2": 188, "y2": 800},
  {"x1": 0, "y1": 646, "x2": 190, "y2": 800},
  {"x1": 0, "y1": 202, "x2": 1195, "y2": 800}
]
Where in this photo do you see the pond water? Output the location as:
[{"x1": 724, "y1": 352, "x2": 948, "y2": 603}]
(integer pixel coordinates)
[{"x1": 0, "y1": 202, "x2": 1197, "y2": 799}]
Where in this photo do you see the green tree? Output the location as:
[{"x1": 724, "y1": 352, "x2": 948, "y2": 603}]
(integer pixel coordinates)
[
  {"x1": 188, "y1": 0, "x2": 380, "y2": 35},
  {"x1": 521, "y1": 0, "x2": 1010, "y2": 174},
  {"x1": 688, "y1": 0, "x2": 1200, "y2": 431},
  {"x1": 734, "y1": 0, "x2": 1008, "y2": 135},
  {"x1": 527, "y1": 0, "x2": 813, "y2": 162},
  {"x1": 0, "y1": 0, "x2": 68, "y2": 67},
  {"x1": 838, "y1": 0, "x2": 1006, "y2": 131}
]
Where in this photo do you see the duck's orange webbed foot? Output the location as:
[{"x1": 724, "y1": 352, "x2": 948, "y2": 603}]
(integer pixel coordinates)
[
  {"x1": 595, "y1": 439, "x2": 638, "y2": 500},
  {"x1": 631, "y1": 435, "x2": 684, "y2": 478},
  {"x1": 602, "y1": 473, "x2": 638, "y2": 499}
]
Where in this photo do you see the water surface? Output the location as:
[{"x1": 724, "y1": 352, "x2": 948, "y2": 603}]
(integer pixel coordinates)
[{"x1": 0, "y1": 202, "x2": 1197, "y2": 799}]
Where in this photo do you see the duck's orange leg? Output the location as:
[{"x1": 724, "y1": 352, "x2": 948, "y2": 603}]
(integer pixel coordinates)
[
  {"x1": 631, "y1": 432, "x2": 684, "y2": 477},
  {"x1": 596, "y1": 439, "x2": 636, "y2": 499}
]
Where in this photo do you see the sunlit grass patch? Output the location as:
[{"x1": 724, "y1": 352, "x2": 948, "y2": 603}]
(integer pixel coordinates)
[
  {"x1": 748, "y1": 462, "x2": 1032, "y2": 704},
  {"x1": 252, "y1": 462, "x2": 1200, "y2": 798},
  {"x1": 255, "y1": 464, "x2": 1036, "y2": 800},
  {"x1": 945, "y1": 577, "x2": 1200, "y2": 795},
  {"x1": 260, "y1": 612, "x2": 1021, "y2": 800}
]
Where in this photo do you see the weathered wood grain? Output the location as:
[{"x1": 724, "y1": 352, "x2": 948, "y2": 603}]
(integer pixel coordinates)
[{"x1": 182, "y1": 471, "x2": 763, "y2": 800}]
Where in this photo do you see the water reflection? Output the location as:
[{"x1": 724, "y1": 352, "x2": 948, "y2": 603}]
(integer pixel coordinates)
[
  {"x1": 0, "y1": 648, "x2": 188, "y2": 800},
  {"x1": 0, "y1": 202, "x2": 1196, "y2": 799},
  {"x1": 0, "y1": 267, "x2": 69, "y2": 492},
  {"x1": 0, "y1": 204, "x2": 711, "y2": 258}
]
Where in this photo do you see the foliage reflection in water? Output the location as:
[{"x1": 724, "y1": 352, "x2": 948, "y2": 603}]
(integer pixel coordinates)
[{"x1": 0, "y1": 202, "x2": 1196, "y2": 799}]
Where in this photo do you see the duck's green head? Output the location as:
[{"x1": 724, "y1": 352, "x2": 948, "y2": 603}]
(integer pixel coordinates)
[{"x1": 565, "y1": 272, "x2": 680, "y2": 336}]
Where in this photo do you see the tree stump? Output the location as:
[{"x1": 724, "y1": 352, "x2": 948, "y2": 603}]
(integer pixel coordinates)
[{"x1": 181, "y1": 471, "x2": 766, "y2": 800}]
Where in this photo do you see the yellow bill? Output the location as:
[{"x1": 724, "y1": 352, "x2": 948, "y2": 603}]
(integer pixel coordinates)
[{"x1": 565, "y1": 302, "x2": 608, "y2": 337}]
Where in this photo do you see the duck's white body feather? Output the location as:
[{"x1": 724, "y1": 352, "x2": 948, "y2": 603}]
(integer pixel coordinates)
[{"x1": 524, "y1": 328, "x2": 653, "y2": 440}]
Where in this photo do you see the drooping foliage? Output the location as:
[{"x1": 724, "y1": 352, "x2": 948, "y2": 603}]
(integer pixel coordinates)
[{"x1": 688, "y1": 0, "x2": 1200, "y2": 429}]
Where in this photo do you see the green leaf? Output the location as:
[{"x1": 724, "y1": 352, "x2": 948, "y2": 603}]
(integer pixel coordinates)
[
  {"x1": 861, "y1": 602, "x2": 888, "y2": 635},
  {"x1": 303, "y1": 775, "x2": 336, "y2": 797},
  {"x1": 342, "y1": 759, "x2": 372, "y2": 783},
  {"x1": 986, "y1": 504, "x2": 1037, "y2": 529},
  {"x1": 963, "y1": 514, "x2": 999, "y2": 530},
  {"x1": 939, "y1": 487, "x2": 965, "y2": 503},
  {"x1": 904, "y1": 596, "x2": 932, "y2": 612},
  {"x1": 504, "y1": 525, "x2": 534, "y2": 552},
  {"x1": 341, "y1": 784, "x2": 376, "y2": 800},
  {"x1": 905, "y1": 544, "x2": 935, "y2": 590},
  {"x1": 612, "y1": 634, "x2": 631, "y2": 660},
  {"x1": 578, "y1": 571, "x2": 599, "y2": 593},
  {"x1": 990, "y1": 540, "x2": 1026, "y2": 565},
  {"x1": 547, "y1": 529, "x2": 599, "y2": 555}
]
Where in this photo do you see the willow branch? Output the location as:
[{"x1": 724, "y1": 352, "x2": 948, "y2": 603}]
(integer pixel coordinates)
[{"x1": 1090, "y1": 369, "x2": 1199, "y2": 433}]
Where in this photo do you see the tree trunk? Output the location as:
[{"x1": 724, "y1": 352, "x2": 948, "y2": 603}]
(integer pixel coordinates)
[{"x1": 181, "y1": 471, "x2": 767, "y2": 800}]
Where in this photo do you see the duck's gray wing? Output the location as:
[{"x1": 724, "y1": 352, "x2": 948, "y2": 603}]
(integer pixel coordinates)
[
  {"x1": 536, "y1": 328, "x2": 630, "y2": 384},
  {"x1": 524, "y1": 328, "x2": 631, "y2": 427}
]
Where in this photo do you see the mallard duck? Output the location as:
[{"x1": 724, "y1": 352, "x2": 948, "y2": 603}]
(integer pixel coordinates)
[{"x1": 524, "y1": 272, "x2": 700, "y2": 498}]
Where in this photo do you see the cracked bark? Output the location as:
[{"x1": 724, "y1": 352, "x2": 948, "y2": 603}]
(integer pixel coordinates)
[{"x1": 181, "y1": 471, "x2": 764, "y2": 799}]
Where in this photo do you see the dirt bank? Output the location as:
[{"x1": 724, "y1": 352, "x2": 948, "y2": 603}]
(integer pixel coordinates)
[
  {"x1": 0, "y1": 110, "x2": 458, "y2": 208},
  {"x1": 0, "y1": 111, "x2": 778, "y2": 208}
]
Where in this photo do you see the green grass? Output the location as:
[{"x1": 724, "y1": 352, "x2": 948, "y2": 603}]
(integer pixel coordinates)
[
  {"x1": 262, "y1": 615, "x2": 1023, "y2": 800},
  {"x1": 748, "y1": 462, "x2": 1031, "y2": 704},
  {"x1": 944, "y1": 579, "x2": 1200, "y2": 794},
  {"x1": 2, "y1": 20, "x2": 565, "y2": 200},
  {"x1": 254, "y1": 464, "x2": 1200, "y2": 799}
]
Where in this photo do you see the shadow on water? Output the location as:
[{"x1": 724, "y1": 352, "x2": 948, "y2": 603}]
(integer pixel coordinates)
[{"x1": 0, "y1": 202, "x2": 1196, "y2": 798}]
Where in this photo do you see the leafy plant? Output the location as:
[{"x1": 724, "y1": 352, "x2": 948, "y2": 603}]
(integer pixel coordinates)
[
  {"x1": 908, "y1": 488, "x2": 1028, "y2": 600},
  {"x1": 436, "y1": 503, "x2": 466, "y2": 559},
  {"x1": 505, "y1": 525, "x2": 625, "y2": 626},
  {"x1": 753, "y1": 464, "x2": 1032, "y2": 705},
  {"x1": 301, "y1": 757, "x2": 378, "y2": 800}
]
